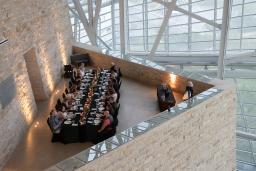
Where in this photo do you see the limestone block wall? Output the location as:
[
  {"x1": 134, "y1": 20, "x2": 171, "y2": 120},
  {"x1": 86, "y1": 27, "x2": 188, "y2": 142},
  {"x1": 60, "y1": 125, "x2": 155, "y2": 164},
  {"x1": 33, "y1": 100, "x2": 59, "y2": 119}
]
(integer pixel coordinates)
[
  {"x1": 77, "y1": 87, "x2": 236, "y2": 171},
  {"x1": 0, "y1": 0, "x2": 72, "y2": 169},
  {"x1": 73, "y1": 45, "x2": 213, "y2": 95}
]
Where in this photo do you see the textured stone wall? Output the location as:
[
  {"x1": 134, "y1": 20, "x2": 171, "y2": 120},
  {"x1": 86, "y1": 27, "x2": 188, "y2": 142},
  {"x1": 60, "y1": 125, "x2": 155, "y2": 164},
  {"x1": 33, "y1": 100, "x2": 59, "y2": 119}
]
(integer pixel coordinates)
[
  {"x1": 73, "y1": 45, "x2": 213, "y2": 95},
  {"x1": 77, "y1": 88, "x2": 236, "y2": 171},
  {"x1": 0, "y1": 0, "x2": 72, "y2": 169}
]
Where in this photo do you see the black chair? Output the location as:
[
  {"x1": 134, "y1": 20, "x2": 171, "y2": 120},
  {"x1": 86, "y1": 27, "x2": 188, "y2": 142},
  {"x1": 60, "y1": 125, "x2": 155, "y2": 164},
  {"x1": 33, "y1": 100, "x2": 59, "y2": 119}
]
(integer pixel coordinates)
[
  {"x1": 71, "y1": 75, "x2": 76, "y2": 85},
  {"x1": 116, "y1": 92, "x2": 120, "y2": 103},
  {"x1": 118, "y1": 80, "x2": 122, "y2": 90},
  {"x1": 55, "y1": 104, "x2": 62, "y2": 112},
  {"x1": 112, "y1": 117, "x2": 118, "y2": 127},
  {"x1": 113, "y1": 103, "x2": 120, "y2": 119},
  {"x1": 57, "y1": 98, "x2": 62, "y2": 106},
  {"x1": 69, "y1": 81, "x2": 72, "y2": 89},
  {"x1": 62, "y1": 93, "x2": 66, "y2": 100},
  {"x1": 55, "y1": 99, "x2": 62, "y2": 111},
  {"x1": 64, "y1": 65, "x2": 72, "y2": 72},
  {"x1": 64, "y1": 65, "x2": 73, "y2": 78},
  {"x1": 97, "y1": 126, "x2": 116, "y2": 142},
  {"x1": 65, "y1": 88, "x2": 69, "y2": 94}
]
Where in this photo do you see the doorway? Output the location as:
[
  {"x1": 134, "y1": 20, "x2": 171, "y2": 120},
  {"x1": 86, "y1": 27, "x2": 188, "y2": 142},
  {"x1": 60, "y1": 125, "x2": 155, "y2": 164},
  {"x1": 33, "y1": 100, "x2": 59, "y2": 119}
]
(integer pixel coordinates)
[{"x1": 24, "y1": 48, "x2": 48, "y2": 101}]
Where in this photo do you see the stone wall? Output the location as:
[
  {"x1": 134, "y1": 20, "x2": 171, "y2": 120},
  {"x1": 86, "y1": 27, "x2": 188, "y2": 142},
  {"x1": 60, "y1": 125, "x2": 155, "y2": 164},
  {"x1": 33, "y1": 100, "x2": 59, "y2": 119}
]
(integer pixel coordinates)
[
  {"x1": 73, "y1": 45, "x2": 213, "y2": 95},
  {"x1": 0, "y1": 0, "x2": 72, "y2": 169},
  {"x1": 76, "y1": 87, "x2": 236, "y2": 171}
]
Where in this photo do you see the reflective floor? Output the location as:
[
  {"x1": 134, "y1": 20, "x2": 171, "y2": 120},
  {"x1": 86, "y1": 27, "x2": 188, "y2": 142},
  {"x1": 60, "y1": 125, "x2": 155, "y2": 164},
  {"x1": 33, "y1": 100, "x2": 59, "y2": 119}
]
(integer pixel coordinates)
[{"x1": 4, "y1": 77, "x2": 182, "y2": 171}]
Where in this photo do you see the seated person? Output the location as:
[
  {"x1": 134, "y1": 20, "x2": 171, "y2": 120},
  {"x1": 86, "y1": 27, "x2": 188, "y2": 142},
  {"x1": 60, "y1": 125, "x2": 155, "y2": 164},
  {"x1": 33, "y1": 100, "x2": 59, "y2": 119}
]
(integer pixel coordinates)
[
  {"x1": 109, "y1": 75, "x2": 119, "y2": 90},
  {"x1": 98, "y1": 111, "x2": 114, "y2": 133},
  {"x1": 79, "y1": 63, "x2": 86, "y2": 72},
  {"x1": 60, "y1": 105, "x2": 68, "y2": 119},
  {"x1": 63, "y1": 93, "x2": 75, "y2": 109},
  {"x1": 108, "y1": 81, "x2": 118, "y2": 93},
  {"x1": 77, "y1": 68, "x2": 85, "y2": 78},
  {"x1": 106, "y1": 97, "x2": 117, "y2": 112},
  {"x1": 48, "y1": 109, "x2": 64, "y2": 134},
  {"x1": 157, "y1": 83, "x2": 176, "y2": 111},
  {"x1": 110, "y1": 62, "x2": 122, "y2": 79},
  {"x1": 105, "y1": 104, "x2": 114, "y2": 116},
  {"x1": 111, "y1": 70, "x2": 118, "y2": 79},
  {"x1": 71, "y1": 67, "x2": 81, "y2": 84},
  {"x1": 107, "y1": 88, "x2": 118, "y2": 102}
]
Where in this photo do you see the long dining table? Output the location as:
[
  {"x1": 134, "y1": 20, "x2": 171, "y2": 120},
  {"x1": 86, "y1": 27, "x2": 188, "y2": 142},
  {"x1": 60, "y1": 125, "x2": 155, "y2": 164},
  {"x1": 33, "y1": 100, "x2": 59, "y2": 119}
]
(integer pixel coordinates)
[{"x1": 61, "y1": 69, "x2": 111, "y2": 144}]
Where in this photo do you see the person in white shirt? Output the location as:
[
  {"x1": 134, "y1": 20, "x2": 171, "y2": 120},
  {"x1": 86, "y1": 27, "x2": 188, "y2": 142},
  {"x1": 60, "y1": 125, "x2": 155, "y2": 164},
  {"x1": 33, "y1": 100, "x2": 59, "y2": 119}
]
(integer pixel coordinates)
[{"x1": 108, "y1": 88, "x2": 118, "y2": 102}]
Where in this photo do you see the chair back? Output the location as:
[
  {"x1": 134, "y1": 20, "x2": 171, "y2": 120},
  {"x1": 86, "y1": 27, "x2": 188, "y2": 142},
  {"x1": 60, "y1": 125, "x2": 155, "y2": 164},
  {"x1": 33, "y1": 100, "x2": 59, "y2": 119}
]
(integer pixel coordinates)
[
  {"x1": 64, "y1": 65, "x2": 72, "y2": 72},
  {"x1": 114, "y1": 103, "x2": 120, "y2": 118},
  {"x1": 118, "y1": 80, "x2": 122, "y2": 89},
  {"x1": 47, "y1": 117, "x2": 53, "y2": 132},
  {"x1": 57, "y1": 98, "x2": 62, "y2": 105},
  {"x1": 69, "y1": 81, "x2": 72, "y2": 88}
]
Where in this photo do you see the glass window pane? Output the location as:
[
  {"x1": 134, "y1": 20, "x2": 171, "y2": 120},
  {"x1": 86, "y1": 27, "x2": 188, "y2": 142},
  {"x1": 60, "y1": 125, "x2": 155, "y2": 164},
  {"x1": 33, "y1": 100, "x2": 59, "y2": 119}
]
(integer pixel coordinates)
[
  {"x1": 237, "y1": 138, "x2": 251, "y2": 152},
  {"x1": 244, "y1": 3, "x2": 256, "y2": 15},
  {"x1": 243, "y1": 104, "x2": 256, "y2": 117},
  {"x1": 243, "y1": 15, "x2": 256, "y2": 27},
  {"x1": 191, "y1": 42, "x2": 213, "y2": 51},
  {"x1": 191, "y1": 32, "x2": 214, "y2": 42}
]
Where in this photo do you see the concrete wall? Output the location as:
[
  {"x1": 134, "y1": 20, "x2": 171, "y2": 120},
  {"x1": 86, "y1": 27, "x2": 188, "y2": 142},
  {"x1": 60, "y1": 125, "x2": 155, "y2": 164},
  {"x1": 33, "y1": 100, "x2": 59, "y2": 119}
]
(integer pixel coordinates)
[
  {"x1": 0, "y1": 0, "x2": 72, "y2": 168},
  {"x1": 73, "y1": 45, "x2": 213, "y2": 95},
  {"x1": 77, "y1": 87, "x2": 236, "y2": 171}
]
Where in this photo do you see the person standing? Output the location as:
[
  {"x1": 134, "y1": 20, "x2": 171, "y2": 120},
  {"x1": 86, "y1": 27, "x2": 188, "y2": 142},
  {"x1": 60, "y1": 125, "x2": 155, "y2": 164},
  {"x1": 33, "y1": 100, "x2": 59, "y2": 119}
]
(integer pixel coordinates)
[{"x1": 183, "y1": 81, "x2": 194, "y2": 100}]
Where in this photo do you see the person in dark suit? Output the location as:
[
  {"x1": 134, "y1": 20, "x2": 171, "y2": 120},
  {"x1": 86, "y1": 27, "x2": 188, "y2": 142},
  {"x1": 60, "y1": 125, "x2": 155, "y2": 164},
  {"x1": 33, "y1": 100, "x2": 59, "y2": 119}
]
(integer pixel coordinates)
[
  {"x1": 184, "y1": 81, "x2": 194, "y2": 100},
  {"x1": 157, "y1": 83, "x2": 176, "y2": 111}
]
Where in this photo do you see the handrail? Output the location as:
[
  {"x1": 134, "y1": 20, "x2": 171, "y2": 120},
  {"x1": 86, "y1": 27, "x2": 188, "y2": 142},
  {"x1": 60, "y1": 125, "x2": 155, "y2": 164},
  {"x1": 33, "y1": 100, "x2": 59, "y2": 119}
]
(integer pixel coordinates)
[{"x1": 237, "y1": 130, "x2": 256, "y2": 141}]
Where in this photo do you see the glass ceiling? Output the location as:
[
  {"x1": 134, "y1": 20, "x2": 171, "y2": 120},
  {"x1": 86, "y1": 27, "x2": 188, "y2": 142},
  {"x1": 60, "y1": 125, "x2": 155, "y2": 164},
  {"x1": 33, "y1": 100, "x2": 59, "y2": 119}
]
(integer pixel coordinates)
[{"x1": 68, "y1": 0, "x2": 256, "y2": 56}]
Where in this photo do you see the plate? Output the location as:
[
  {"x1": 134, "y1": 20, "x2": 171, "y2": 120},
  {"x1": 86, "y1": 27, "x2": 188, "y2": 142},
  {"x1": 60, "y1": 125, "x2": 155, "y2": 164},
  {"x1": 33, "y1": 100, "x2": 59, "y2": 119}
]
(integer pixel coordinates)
[
  {"x1": 64, "y1": 121, "x2": 72, "y2": 124},
  {"x1": 94, "y1": 120, "x2": 101, "y2": 124},
  {"x1": 80, "y1": 122, "x2": 85, "y2": 125},
  {"x1": 96, "y1": 114, "x2": 102, "y2": 117},
  {"x1": 98, "y1": 107, "x2": 104, "y2": 111}
]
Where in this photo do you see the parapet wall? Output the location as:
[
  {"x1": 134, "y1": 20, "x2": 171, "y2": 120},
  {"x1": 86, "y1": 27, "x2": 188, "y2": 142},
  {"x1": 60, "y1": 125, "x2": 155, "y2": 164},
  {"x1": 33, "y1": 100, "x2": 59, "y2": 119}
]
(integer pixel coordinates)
[{"x1": 73, "y1": 86, "x2": 236, "y2": 171}]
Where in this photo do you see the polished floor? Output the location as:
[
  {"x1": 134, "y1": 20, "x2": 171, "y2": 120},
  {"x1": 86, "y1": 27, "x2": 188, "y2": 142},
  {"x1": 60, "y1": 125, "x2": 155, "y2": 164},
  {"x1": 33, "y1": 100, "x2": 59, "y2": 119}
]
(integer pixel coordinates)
[{"x1": 4, "y1": 77, "x2": 182, "y2": 171}]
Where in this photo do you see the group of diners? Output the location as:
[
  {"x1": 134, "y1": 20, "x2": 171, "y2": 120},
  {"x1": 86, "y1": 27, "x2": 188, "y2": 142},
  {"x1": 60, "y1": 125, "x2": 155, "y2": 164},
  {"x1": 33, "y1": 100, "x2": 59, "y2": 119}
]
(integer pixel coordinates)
[{"x1": 47, "y1": 62, "x2": 122, "y2": 143}]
